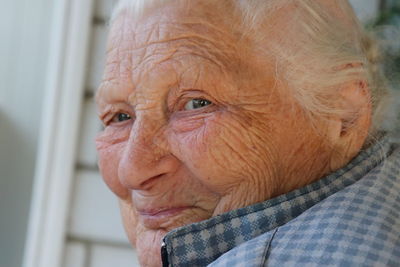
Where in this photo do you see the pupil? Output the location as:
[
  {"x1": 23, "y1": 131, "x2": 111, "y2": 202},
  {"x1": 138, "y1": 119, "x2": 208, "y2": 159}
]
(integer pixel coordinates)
[
  {"x1": 118, "y1": 113, "x2": 131, "y2": 121},
  {"x1": 194, "y1": 99, "x2": 210, "y2": 108}
]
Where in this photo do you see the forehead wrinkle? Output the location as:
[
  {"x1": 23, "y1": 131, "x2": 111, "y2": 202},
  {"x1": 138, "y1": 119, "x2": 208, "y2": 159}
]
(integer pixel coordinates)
[
  {"x1": 101, "y1": 9, "x2": 248, "y2": 109},
  {"x1": 124, "y1": 33, "x2": 239, "y2": 88},
  {"x1": 102, "y1": 18, "x2": 137, "y2": 89},
  {"x1": 137, "y1": 21, "x2": 236, "y2": 44},
  {"x1": 134, "y1": 45, "x2": 231, "y2": 77},
  {"x1": 131, "y1": 48, "x2": 222, "y2": 98},
  {"x1": 133, "y1": 32, "x2": 236, "y2": 59},
  {"x1": 105, "y1": 30, "x2": 239, "y2": 95},
  {"x1": 127, "y1": 16, "x2": 240, "y2": 66},
  {"x1": 178, "y1": 62, "x2": 204, "y2": 90}
]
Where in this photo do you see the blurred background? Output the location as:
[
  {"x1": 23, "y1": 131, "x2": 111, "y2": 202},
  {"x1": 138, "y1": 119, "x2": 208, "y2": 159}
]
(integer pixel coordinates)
[{"x1": 0, "y1": 1, "x2": 398, "y2": 267}]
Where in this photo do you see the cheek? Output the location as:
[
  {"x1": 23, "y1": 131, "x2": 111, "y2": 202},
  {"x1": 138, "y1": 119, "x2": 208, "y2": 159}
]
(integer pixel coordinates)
[
  {"x1": 169, "y1": 112, "x2": 276, "y2": 194},
  {"x1": 96, "y1": 128, "x2": 130, "y2": 199}
]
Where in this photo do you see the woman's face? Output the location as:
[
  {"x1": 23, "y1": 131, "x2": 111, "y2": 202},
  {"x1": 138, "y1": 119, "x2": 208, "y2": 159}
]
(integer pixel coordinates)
[{"x1": 96, "y1": 4, "x2": 334, "y2": 266}]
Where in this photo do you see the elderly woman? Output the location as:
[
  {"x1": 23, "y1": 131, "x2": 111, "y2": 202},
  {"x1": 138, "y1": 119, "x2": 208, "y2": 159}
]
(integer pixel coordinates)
[{"x1": 95, "y1": 0, "x2": 400, "y2": 266}]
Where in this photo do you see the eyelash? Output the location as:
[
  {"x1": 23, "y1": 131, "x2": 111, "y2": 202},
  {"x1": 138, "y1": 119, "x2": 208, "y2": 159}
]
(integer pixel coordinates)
[
  {"x1": 183, "y1": 98, "x2": 212, "y2": 110},
  {"x1": 113, "y1": 112, "x2": 132, "y2": 122},
  {"x1": 104, "y1": 112, "x2": 133, "y2": 126}
]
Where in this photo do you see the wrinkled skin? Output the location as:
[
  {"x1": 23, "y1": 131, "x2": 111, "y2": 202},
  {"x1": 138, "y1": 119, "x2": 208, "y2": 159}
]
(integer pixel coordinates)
[{"x1": 96, "y1": 2, "x2": 370, "y2": 266}]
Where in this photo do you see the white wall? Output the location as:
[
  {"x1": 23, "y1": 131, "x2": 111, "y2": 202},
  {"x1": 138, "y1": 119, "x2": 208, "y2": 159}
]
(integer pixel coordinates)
[
  {"x1": 0, "y1": 1, "x2": 54, "y2": 267},
  {"x1": 61, "y1": 0, "x2": 140, "y2": 266}
]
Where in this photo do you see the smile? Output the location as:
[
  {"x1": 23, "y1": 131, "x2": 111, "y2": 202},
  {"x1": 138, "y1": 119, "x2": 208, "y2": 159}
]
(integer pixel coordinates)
[{"x1": 137, "y1": 207, "x2": 192, "y2": 228}]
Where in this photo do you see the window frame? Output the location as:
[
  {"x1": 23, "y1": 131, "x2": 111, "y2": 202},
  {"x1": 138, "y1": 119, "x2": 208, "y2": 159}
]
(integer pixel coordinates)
[{"x1": 23, "y1": 0, "x2": 95, "y2": 266}]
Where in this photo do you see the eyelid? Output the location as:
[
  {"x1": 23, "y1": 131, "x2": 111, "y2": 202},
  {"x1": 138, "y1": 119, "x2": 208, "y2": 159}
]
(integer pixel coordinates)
[
  {"x1": 106, "y1": 112, "x2": 134, "y2": 127},
  {"x1": 169, "y1": 89, "x2": 216, "y2": 111},
  {"x1": 100, "y1": 106, "x2": 134, "y2": 126},
  {"x1": 99, "y1": 112, "x2": 114, "y2": 126}
]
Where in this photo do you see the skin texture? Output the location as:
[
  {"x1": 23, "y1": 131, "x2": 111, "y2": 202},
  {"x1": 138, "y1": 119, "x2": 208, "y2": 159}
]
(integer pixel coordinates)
[{"x1": 96, "y1": 2, "x2": 371, "y2": 266}]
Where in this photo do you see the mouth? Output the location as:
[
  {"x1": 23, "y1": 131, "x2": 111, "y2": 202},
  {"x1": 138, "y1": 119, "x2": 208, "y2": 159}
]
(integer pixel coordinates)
[{"x1": 137, "y1": 206, "x2": 192, "y2": 228}]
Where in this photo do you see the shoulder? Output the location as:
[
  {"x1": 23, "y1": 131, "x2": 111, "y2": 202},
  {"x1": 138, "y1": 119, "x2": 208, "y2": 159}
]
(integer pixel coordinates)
[
  {"x1": 268, "y1": 152, "x2": 400, "y2": 266},
  {"x1": 208, "y1": 230, "x2": 276, "y2": 267},
  {"x1": 210, "y1": 146, "x2": 400, "y2": 267}
]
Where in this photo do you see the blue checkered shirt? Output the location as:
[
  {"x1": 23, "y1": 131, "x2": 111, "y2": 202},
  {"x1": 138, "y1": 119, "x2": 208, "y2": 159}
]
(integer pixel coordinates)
[{"x1": 162, "y1": 136, "x2": 400, "y2": 266}]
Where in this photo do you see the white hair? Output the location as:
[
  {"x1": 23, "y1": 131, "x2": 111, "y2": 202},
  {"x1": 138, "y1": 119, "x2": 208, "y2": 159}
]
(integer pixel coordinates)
[{"x1": 111, "y1": 0, "x2": 393, "y2": 136}]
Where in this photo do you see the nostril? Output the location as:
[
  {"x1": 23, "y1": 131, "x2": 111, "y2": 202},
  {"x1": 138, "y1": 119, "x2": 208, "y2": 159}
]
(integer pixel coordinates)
[
  {"x1": 118, "y1": 150, "x2": 180, "y2": 191},
  {"x1": 139, "y1": 173, "x2": 166, "y2": 189}
]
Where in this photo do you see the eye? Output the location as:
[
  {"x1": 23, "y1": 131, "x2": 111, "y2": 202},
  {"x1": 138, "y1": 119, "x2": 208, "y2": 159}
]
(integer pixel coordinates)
[
  {"x1": 184, "y1": 99, "x2": 212, "y2": 110},
  {"x1": 111, "y1": 112, "x2": 132, "y2": 123}
]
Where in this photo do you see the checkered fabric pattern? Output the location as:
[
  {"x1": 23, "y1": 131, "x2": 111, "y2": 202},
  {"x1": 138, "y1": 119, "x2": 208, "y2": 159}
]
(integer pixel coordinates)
[{"x1": 162, "y1": 136, "x2": 399, "y2": 267}]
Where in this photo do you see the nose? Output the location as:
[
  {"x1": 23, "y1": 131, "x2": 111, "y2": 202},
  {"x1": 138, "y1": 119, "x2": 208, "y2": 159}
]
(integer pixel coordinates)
[{"x1": 118, "y1": 116, "x2": 178, "y2": 190}]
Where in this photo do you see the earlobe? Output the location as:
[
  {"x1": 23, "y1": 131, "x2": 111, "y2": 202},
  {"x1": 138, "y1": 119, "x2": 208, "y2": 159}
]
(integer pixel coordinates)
[
  {"x1": 339, "y1": 80, "x2": 371, "y2": 137},
  {"x1": 328, "y1": 80, "x2": 372, "y2": 171}
]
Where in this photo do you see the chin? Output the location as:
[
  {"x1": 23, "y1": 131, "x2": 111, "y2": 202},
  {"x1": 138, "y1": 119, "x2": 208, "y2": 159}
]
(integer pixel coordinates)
[
  {"x1": 135, "y1": 229, "x2": 166, "y2": 267},
  {"x1": 128, "y1": 212, "x2": 210, "y2": 266}
]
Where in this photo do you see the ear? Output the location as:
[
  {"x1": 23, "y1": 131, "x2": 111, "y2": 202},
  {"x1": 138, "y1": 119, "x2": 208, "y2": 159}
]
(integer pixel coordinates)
[{"x1": 328, "y1": 80, "x2": 372, "y2": 171}]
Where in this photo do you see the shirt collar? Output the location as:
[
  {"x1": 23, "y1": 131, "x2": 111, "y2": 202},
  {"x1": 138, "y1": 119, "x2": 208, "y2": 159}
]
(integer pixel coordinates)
[{"x1": 162, "y1": 136, "x2": 392, "y2": 266}]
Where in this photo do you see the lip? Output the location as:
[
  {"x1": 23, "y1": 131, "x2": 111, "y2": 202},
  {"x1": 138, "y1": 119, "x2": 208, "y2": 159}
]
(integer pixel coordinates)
[{"x1": 138, "y1": 206, "x2": 192, "y2": 228}]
